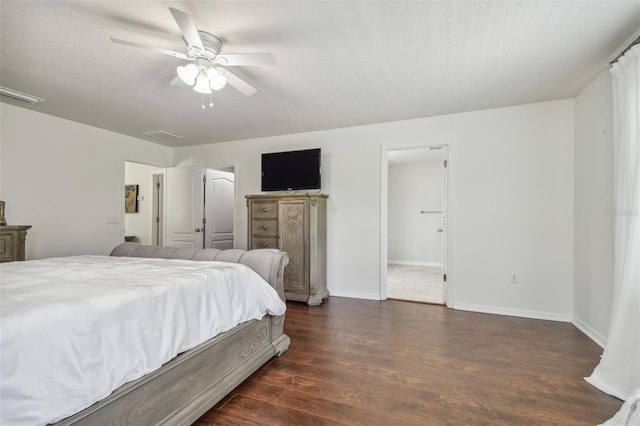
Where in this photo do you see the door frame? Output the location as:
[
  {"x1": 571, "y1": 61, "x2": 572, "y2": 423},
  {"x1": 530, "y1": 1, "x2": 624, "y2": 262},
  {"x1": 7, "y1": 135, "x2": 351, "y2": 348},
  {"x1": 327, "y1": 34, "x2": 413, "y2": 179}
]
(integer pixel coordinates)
[
  {"x1": 380, "y1": 142, "x2": 455, "y2": 308},
  {"x1": 152, "y1": 173, "x2": 164, "y2": 246}
]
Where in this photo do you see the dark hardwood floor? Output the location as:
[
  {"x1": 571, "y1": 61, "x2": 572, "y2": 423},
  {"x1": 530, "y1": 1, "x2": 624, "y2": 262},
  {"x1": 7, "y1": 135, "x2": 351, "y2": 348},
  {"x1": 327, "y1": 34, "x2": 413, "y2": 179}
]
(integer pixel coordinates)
[{"x1": 195, "y1": 297, "x2": 620, "y2": 425}]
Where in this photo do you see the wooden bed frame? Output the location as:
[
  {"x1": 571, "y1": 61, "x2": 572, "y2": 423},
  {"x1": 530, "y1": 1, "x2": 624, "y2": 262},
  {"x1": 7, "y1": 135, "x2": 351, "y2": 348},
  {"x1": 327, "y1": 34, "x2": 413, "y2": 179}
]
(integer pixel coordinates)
[{"x1": 54, "y1": 243, "x2": 290, "y2": 426}]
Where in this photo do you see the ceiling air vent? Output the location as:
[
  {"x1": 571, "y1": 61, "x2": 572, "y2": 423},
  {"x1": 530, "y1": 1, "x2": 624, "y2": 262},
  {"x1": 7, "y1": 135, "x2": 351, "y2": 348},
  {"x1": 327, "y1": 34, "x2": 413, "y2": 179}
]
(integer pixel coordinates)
[
  {"x1": 0, "y1": 86, "x2": 45, "y2": 104},
  {"x1": 141, "y1": 130, "x2": 183, "y2": 143}
]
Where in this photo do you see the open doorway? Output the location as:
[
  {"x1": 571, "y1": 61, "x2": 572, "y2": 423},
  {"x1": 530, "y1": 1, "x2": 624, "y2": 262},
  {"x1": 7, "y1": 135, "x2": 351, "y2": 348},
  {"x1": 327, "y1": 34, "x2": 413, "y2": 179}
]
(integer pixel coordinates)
[
  {"x1": 124, "y1": 161, "x2": 165, "y2": 245},
  {"x1": 386, "y1": 146, "x2": 448, "y2": 304}
]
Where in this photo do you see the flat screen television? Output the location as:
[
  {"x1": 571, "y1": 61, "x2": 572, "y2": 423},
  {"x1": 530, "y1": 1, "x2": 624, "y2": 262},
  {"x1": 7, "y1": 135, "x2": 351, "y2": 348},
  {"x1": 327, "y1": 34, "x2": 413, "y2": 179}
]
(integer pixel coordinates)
[{"x1": 261, "y1": 148, "x2": 321, "y2": 192}]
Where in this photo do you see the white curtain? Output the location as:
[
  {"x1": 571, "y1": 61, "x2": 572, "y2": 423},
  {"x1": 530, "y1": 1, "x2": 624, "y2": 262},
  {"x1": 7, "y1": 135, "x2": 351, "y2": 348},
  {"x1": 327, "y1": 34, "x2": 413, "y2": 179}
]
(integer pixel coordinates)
[{"x1": 586, "y1": 43, "x2": 640, "y2": 400}]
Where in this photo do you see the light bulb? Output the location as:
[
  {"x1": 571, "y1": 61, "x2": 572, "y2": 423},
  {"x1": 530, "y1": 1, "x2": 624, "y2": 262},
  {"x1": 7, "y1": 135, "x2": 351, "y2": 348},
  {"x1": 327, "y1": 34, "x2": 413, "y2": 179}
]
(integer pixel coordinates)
[
  {"x1": 207, "y1": 68, "x2": 227, "y2": 91},
  {"x1": 193, "y1": 73, "x2": 212, "y2": 94},
  {"x1": 176, "y1": 63, "x2": 198, "y2": 86}
]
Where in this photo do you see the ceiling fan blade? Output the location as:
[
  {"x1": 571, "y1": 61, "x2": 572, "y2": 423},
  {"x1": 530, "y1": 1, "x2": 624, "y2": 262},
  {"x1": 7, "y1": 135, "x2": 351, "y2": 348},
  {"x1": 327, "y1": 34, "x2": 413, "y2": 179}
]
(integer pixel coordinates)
[
  {"x1": 216, "y1": 53, "x2": 277, "y2": 66},
  {"x1": 221, "y1": 69, "x2": 258, "y2": 96},
  {"x1": 110, "y1": 37, "x2": 189, "y2": 60},
  {"x1": 169, "y1": 76, "x2": 186, "y2": 86},
  {"x1": 169, "y1": 7, "x2": 204, "y2": 50}
]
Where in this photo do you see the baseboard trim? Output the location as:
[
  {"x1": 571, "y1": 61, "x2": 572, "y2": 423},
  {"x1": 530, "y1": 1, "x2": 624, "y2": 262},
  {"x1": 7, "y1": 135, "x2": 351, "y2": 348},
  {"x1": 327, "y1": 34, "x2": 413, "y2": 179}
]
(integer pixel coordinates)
[
  {"x1": 572, "y1": 315, "x2": 607, "y2": 348},
  {"x1": 388, "y1": 260, "x2": 443, "y2": 267},
  {"x1": 329, "y1": 294, "x2": 606, "y2": 347},
  {"x1": 454, "y1": 303, "x2": 572, "y2": 322},
  {"x1": 328, "y1": 290, "x2": 381, "y2": 301}
]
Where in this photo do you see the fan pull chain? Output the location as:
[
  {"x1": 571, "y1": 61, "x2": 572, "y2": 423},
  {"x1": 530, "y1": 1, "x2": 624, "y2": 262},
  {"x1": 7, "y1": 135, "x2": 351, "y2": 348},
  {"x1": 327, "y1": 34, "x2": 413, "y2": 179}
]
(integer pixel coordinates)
[{"x1": 200, "y1": 93, "x2": 214, "y2": 110}]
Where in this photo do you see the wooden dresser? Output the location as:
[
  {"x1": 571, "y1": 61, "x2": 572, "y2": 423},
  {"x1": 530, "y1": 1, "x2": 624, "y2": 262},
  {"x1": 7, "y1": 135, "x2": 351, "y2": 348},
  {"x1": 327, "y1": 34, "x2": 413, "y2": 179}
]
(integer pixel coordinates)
[
  {"x1": 246, "y1": 193, "x2": 328, "y2": 306},
  {"x1": 0, "y1": 225, "x2": 32, "y2": 262}
]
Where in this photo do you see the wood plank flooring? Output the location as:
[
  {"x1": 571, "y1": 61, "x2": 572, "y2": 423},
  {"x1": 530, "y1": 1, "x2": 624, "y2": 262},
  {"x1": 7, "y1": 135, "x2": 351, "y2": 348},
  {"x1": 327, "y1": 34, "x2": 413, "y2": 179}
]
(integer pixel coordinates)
[{"x1": 195, "y1": 297, "x2": 621, "y2": 425}]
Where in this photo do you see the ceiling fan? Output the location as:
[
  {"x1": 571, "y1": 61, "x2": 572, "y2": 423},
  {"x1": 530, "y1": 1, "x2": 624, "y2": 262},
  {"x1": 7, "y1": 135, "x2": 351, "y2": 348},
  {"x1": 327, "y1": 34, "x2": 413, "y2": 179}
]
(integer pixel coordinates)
[{"x1": 110, "y1": 7, "x2": 275, "y2": 107}]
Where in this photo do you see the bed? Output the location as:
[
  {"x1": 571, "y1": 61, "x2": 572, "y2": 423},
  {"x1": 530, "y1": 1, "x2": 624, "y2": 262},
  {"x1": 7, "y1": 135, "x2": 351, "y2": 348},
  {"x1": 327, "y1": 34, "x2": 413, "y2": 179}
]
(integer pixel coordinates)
[{"x1": 0, "y1": 242, "x2": 290, "y2": 426}]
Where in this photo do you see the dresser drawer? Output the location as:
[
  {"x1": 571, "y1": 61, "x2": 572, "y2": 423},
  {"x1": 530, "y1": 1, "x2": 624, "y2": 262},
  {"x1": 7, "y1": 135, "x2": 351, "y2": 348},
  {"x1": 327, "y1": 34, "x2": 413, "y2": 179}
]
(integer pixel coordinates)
[
  {"x1": 0, "y1": 225, "x2": 30, "y2": 262},
  {"x1": 0, "y1": 234, "x2": 14, "y2": 262},
  {"x1": 251, "y1": 219, "x2": 278, "y2": 236},
  {"x1": 251, "y1": 201, "x2": 278, "y2": 219},
  {"x1": 251, "y1": 236, "x2": 278, "y2": 250}
]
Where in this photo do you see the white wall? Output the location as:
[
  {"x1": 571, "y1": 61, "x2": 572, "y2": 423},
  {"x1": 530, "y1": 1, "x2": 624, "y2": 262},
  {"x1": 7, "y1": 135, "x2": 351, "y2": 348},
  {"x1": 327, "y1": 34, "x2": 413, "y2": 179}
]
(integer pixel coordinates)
[
  {"x1": 0, "y1": 104, "x2": 172, "y2": 259},
  {"x1": 573, "y1": 70, "x2": 615, "y2": 346},
  {"x1": 174, "y1": 99, "x2": 575, "y2": 319},
  {"x1": 388, "y1": 159, "x2": 443, "y2": 264},
  {"x1": 124, "y1": 161, "x2": 165, "y2": 245},
  {"x1": 1, "y1": 99, "x2": 577, "y2": 322}
]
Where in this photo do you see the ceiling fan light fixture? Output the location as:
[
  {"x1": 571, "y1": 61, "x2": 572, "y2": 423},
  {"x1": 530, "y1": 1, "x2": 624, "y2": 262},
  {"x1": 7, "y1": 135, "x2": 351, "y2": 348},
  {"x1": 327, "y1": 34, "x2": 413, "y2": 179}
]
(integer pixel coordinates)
[
  {"x1": 177, "y1": 63, "x2": 198, "y2": 86},
  {"x1": 207, "y1": 68, "x2": 227, "y2": 90},
  {"x1": 193, "y1": 73, "x2": 213, "y2": 94}
]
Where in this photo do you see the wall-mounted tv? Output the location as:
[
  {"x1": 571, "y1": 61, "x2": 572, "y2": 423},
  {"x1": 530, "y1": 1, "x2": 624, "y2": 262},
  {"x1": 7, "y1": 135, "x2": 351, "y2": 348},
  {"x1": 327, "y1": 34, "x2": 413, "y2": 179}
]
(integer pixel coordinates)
[{"x1": 261, "y1": 148, "x2": 321, "y2": 192}]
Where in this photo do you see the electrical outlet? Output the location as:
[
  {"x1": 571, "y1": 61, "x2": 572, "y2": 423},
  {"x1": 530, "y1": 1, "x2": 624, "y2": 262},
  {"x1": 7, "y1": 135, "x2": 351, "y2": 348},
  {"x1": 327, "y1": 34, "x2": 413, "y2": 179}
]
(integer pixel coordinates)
[{"x1": 510, "y1": 272, "x2": 518, "y2": 284}]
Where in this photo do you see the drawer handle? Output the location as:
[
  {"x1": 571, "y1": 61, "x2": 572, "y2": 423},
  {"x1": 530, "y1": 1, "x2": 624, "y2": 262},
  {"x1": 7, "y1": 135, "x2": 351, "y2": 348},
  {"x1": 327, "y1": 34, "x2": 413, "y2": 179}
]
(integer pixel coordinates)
[
  {"x1": 262, "y1": 225, "x2": 269, "y2": 230},
  {"x1": 263, "y1": 242, "x2": 269, "y2": 248},
  {"x1": 262, "y1": 207, "x2": 268, "y2": 213}
]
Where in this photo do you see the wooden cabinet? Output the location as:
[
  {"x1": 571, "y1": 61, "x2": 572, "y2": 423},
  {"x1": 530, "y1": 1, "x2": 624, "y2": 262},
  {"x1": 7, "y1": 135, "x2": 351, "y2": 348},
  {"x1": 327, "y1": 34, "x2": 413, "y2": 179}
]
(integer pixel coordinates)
[
  {"x1": 247, "y1": 194, "x2": 328, "y2": 306},
  {"x1": 0, "y1": 225, "x2": 32, "y2": 262}
]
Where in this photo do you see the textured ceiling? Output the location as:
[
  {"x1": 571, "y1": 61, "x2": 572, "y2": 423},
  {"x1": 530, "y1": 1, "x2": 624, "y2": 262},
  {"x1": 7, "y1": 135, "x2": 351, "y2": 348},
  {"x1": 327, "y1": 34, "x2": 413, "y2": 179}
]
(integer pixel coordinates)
[{"x1": 1, "y1": 1, "x2": 639, "y2": 147}]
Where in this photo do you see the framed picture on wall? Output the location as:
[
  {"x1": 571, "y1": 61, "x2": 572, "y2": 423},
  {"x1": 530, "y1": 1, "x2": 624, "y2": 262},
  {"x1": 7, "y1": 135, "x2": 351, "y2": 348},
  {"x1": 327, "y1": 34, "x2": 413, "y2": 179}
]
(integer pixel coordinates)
[{"x1": 125, "y1": 185, "x2": 139, "y2": 213}]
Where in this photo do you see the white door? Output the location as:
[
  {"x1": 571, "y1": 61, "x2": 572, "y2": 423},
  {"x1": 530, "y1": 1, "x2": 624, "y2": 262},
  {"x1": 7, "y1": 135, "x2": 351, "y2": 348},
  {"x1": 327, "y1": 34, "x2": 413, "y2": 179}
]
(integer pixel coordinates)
[
  {"x1": 166, "y1": 166, "x2": 205, "y2": 248},
  {"x1": 204, "y1": 168, "x2": 235, "y2": 249}
]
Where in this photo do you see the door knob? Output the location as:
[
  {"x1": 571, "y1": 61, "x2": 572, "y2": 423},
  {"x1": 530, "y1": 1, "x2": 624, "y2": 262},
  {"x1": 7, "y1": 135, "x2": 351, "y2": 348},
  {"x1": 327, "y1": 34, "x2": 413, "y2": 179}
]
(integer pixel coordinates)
[
  {"x1": 195, "y1": 228, "x2": 202, "y2": 232},
  {"x1": 437, "y1": 228, "x2": 444, "y2": 233}
]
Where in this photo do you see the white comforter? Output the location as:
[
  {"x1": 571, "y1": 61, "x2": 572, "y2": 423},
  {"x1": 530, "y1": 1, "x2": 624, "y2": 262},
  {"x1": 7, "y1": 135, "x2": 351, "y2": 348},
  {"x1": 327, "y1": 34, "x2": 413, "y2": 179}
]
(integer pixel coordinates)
[{"x1": 0, "y1": 255, "x2": 286, "y2": 426}]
